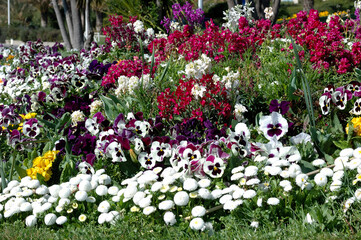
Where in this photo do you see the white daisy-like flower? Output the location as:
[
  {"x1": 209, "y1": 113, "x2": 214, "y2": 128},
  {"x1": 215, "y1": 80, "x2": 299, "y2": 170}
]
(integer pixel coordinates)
[
  {"x1": 79, "y1": 214, "x2": 87, "y2": 222},
  {"x1": 295, "y1": 174, "x2": 308, "y2": 188},
  {"x1": 220, "y1": 194, "x2": 233, "y2": 204},
  {"x1": 320, "y1": 168, "x2": 334, "y2": 177},
  {"x1": 164, "y1": 211, "x2": 176, "y2": 225},
  {"x1": 143, "y1": 206, "x2": 156, "y2": 215},
  {"x1": 267, "y1": 197, "x2": 280, "y2": 205},
  {"x1": 158, "y1": 200, "x2": 174, "y2": 210},
  {"x1": 314, "y1": 173, "x2": 328, "y2": 187},
  {"x1": 243, "y1": 189, "x2": 256, "y2": 199},
  {"x1": 305, "y1": 213, "x2": 314, "y2": 224},
  {"x1": 191, "y1": 206, "x2": 206, "y2": 217},
  {"x1": 244, "y1": 166, "x2": 258, "y2": 177},
  {"x1": 312, "y1": 159, "x2": 326, "y2": 167},
  {"x1": 250, "y1": 221, "x2": 259, "y2": 228},
  {"x1": 78, "y1": 180, "x2": 92, "y2": 192},
  {"x1": 183, "y1": 178, "x2": 198, "y2": 191},
  {"x1": 198, "y1": 179, "x2": 211, "y2": 188},
  {"x1": 198, "y1": 188, "x2": 212, "y2": 199},
  {"x1": 339, "y1": 148, "x2": 354, "y2": 157},
  {"x1": 96, "y1": 185, "x2": 108, "y2": 196},
  {"x1": 174, "y1": 191, "x2": 189, "y2": 206},
  {"x1": 98, "y1": 200, "x2": 110, "y2": 213},
  {"x1": 25, "y1": 215, "x2": 37, "y2": 227},
  {"x1": 56, "y1": 216, "x2": 67, "y2": 225},
  {"x1": 190, "y1": 217, "x2": 205, "y2": 231},
  {"x1": 44, "y1": 213, "x2": 57, "y2": 226}
]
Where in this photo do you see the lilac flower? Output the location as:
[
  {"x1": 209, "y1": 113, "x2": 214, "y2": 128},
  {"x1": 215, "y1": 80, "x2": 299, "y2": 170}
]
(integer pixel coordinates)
[{"x1": 259, "y1": 112, "x2": 288, "y2": 140}]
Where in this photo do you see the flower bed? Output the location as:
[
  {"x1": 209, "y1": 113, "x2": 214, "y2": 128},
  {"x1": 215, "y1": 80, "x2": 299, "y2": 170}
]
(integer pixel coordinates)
[{"x1": 1, "y1": 1, "x2": 361, "y2": 234}]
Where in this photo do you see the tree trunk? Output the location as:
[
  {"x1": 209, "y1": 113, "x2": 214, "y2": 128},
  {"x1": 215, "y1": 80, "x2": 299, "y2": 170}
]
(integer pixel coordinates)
[
  {"x1": 84, "y1": 0, "x2": 91, "y2": 40},
  {"x1": 271, "y1": 0, "x2": 281, "y2": 24},
  {"x1": 95, "y1": 10, "x2": 103, "y2": 32},
  {"x1": 51, "y1": 0, "x2": 72, "y2": 50},
  {"x1": 63, "y1": 0, "x2": 74, "y2": 48},
  {"x1": 303, "y1": 0, "x2": 314, "y2": 12},
  {"x1": 70, "y1": 0, "x2": 84, "y2": 50},
  {"x1": 226, "y1": 0, "x2": 235, "y2": 10},
  {"x1": 40, "y1": 10, "x2": 48, "y2": 28}
]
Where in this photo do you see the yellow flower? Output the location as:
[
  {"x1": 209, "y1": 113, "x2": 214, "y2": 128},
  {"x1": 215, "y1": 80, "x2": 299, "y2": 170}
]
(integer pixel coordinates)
[
  {"x1": 27, "y1": 150, "x2": 59, "y2": 182},
  {"x1": 346, "y1": 117, "x2": 361, "y2": 136}
]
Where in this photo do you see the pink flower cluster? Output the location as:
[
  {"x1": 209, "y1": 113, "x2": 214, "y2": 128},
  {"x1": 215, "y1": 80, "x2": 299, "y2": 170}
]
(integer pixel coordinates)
[
  {"x1": 157, "y1": 74, "x2": 231, "y2": 123},
  {"x1": 101, "y1": 58, "x2": 150, "y2": 87},
  {"x1": 286, "y1": 10, "x2": 356, "y2": 74},
  {"x1": 149, "y1": 18, "x2": 281, "y2": 62}
]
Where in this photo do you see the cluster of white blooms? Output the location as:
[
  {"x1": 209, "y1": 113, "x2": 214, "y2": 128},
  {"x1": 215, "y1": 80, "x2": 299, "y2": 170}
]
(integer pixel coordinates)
[
  {"x1": 191, "y1": 84, "x2": 207, "y2": 99},
  {"x1": 218, "y1": 68, "x2": 240, "y2": 90},
  {"x1": 90, "y1": 99, "x2": 103, "y2": 115},
  {"x1": 133, "y1": 20, "x2": 144, "y2": 34},
  {"x1": 170, "y1": 22, "x2": 182, "y2": 32},
  {"x1": 222, "y1": 3, "x2": 254, "y2": 32},
  {"x1": 71, "y1": 110, "x2": 85, "y2": 126},
  {"x1": 233, "y1": 103, "x2": 248, "y2": 121},
  {"x1": 184, "y1": 54, "x2": 212, "y2": 79},
  {"x1": 264, "y1": 7, "x2": 273, "y2": 19},
  {"x1": 114, "y1": 74, "x2": 152, "y2": 97},
  {"x1": 0, "y1": 166, "x2": 125, "y2": 227}
]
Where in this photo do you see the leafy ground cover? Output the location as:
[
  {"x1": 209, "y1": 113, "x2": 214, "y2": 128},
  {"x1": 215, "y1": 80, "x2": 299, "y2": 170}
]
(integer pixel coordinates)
[{"x1": 2, "y1": 2, "x2": 361, "y2": 238}]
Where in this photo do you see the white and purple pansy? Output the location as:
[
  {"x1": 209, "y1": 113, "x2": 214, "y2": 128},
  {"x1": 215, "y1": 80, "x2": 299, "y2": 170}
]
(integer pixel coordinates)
[
  {"x1": 85, "y1": 118, "x2": 100, "y2": 135},
  {"x1": 23, "y1": 118, "x2": 41, "y2": 138},
  {"x1": 151, "y1": 141, "x2": 172, "y2": 162},
  {"x1": 350, "y1": 98, "x2": 361, "y2": 115},
  {"x1": 138, "y1": 152, "x2": 157, "y2": 169},
  {"x1": 331, "y1": 88, "x2": 352, "y2": 110},
  {"x1": 323, "y1": 84, "x2": 334, "y2": 94},
  {"x1": 229, "y1": 122, "x2": 250, "y2": 147},
  {"x1": 319, "y1": 92, "x2": 332, "y2": 115},
  {"x1": 203, "y1": 155, "x2": 226, "y2": 178},
  {"x1": 228, "y1": 142, "x2": 248, "y2": 158},
  {"x1": 134, "y1": 120, "x2": 151, "y2": 137},
  {"x1": 259, "y1": 112, "x2": 288, "y2": 140},
  {"x1": 179, "y1": 143, "x2": 202, "y2": 162},
  {"x1": 347, "y1": 81, "x2": 361, "y2": 94},
  {"x1": 106, "y1": 141, "x2": 127, "y2": 162}
]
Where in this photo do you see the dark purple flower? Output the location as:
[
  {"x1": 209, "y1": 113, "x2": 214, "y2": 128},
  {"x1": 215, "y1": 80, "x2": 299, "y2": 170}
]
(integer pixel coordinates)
[{"x1": 269, "y1": 100, "x2": 290, "y2": 115}]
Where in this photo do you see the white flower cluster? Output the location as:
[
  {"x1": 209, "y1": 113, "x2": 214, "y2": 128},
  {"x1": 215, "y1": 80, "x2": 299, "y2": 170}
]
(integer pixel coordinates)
[
  {"x1": 114, "y1": 74, "x2": 152, "y2": 96},
  {"x1": 90, "y1": 99, "x2": 103, "y2": 115},
  {"x1": 219, "y1": 68, "x2": 240, "y2": 90},
  {"x1": 222, "y1": 3, "x2": 254, "y2": 32},
  {"x1": 355, "y1": 0, "x2": 361, "y2": 10},
  {"x1": 71, "y1": 110, "x2": 85, "y2": 126},
  {"x1": 234, "y1": 103, "x2": 248, "y2": 121},
  {"x1": 191, "y1": 84, "x2": 206, "y2": 99},
  {"x1": 264, "y1": 7, "x2": 273, "y2": 19},
  {"x1": 0, "y1": 168, "x2": 124, "y2": 227},
  {"x1": 184, "y1": 54, "x2": 212, "y2": 79},
  {"x1": 133, "y1": 20, "x2": 144, "y2": 34}
]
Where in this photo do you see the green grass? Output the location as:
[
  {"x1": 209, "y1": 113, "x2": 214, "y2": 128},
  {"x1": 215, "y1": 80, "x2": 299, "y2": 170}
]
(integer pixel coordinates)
[{"x1": 1, "y1": 214, "x2": 361, "y2": 240}]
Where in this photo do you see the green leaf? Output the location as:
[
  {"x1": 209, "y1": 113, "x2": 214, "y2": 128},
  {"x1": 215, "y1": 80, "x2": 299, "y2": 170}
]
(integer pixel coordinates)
[
  {"x1": 0, "y1": 165, "x2": 7, "y2": 191},
  {"x1": 55, "y1": 112, "x2": 71, "y2": 131},
  {"x1": 100, "y1": 95, "x2": 120, "y2": 122},
  {"x1": 36, "y1": 173, "x2": 46, "y2": 185},
  {"x1": 15, "y1": 165, "x2": 28, "y2": 178},
  {"x1": 43, "y1": 142, "x2": 52, "y2": 155},
  {"x1": 324, "y1": 154, "x2": 334, "y2": 164},
  {"x1": 333, "y1": 140, "x2": 350, "y2": 150}
]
